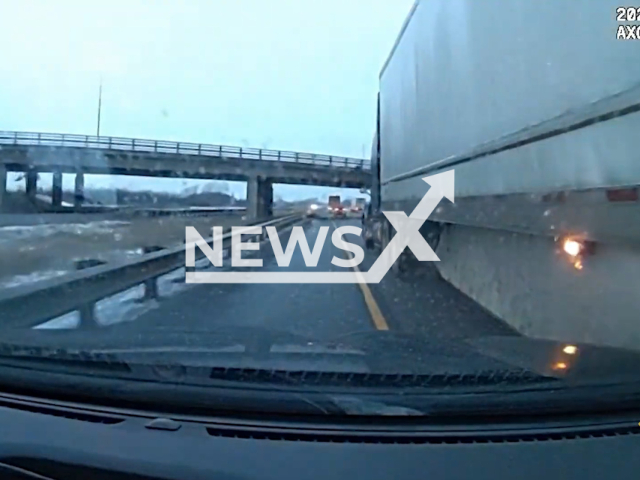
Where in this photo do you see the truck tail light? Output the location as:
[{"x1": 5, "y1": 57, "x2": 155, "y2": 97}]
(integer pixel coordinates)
[
  {"x1": 606, "y1": 188, "x2": 638, "y2": 202},
  {"x1": 563, "y1": 239, "x2": 582, "y2": 257},
  {"x1": 559, "y1": 236, "x2": 596, "y2": 270}
]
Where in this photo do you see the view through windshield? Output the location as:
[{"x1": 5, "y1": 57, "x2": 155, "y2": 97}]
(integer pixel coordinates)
[{"x1": 1, "y1": 0, "x2": 639, "y2": 417}]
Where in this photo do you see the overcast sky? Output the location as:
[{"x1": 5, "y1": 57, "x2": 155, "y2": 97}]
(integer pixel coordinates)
[{"x1": 0, "y1": 0, "x2": 413, "y2": 200}]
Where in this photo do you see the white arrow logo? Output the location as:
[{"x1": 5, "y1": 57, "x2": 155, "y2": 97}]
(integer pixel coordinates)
[{"x1": 186, "y1": 170, "x2": 454, "y2": 284}]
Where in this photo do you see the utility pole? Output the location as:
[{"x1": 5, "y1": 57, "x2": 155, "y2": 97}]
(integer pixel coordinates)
[{"x1": 96, "y1": 76, "x2": 103, "y2": 137}]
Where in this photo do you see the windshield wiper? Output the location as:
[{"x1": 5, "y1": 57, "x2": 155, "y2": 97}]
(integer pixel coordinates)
[
  {"x1": 1, "y1": 342, "x2": 639, "y2": 419},
  {"x1": 0, "y1": 341, "x2": 555, "y2": 389}
]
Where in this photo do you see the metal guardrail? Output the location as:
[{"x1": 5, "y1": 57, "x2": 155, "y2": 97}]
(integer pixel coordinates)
[
  {"x1": 125, "y1": 206, "x2": 247, "y2": 218},
  {"x1": 33, "y1": 203, "x2": 247, "y2": 216},
  {"x1": 0, "y1": 213, "x2": 305, "y2": 328},
  {"x1": 0, "y1": 131, "x2": 371, "y2": 170}
]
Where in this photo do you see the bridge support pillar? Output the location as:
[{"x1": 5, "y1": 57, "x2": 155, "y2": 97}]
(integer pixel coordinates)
[
  {"x1": 25, "y1": 171, "x2": 37, "y2": 200},
  {"x1": 52, "y1": 172, "x2": 63, "y2": 207},
  {"x1": 247, "y1": 175, "x2": 273, "y2": 220},
  {"x1": 0, "y1": 165, "x2": 6, "y2": 209},
  {"x1": 74, "y1": 173, "x2": 84, "y2": 209}
]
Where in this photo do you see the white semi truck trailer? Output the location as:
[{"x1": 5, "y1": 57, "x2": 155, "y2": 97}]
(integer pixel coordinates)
[{"x1": 364, "y1": 0, "x2": 640, "y2": 350}]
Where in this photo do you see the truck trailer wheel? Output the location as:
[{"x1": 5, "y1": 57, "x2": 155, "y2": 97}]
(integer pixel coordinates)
[
  {"x1": 382, "y1": 220, "x2": 407, "y2": 275},
  {"x1": 365, "y1": 237, "x2": 375, "y2": 250}
]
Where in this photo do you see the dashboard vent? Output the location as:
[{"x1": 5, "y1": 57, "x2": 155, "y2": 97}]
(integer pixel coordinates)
[
  {"x1": 205, "y1": 424, "x2": 640, "y2": 445},
  {"x1": 209, "y1": 368, "x2": 554, "y2": 388},
  {"x1": 0, "y1": 399, "x2": 124, "y2": 425}
]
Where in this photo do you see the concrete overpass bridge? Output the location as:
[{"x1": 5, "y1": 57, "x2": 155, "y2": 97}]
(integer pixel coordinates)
[{"x1": 0, "y1": 131, "x2": 372, "y2": 219}]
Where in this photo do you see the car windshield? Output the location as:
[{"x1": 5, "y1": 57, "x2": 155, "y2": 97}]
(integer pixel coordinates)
[{"x1": 0, "y1": 0, "x2": 639, "y2": 416}]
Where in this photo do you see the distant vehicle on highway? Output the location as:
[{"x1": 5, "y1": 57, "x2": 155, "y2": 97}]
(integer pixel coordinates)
[
  {"x1": 332, "y1": 204, "x2": 346, "y2": 219},
  {"x1": 306, "y1": 202, "x2": 332, "y2": 219},
  {"x1": 347, "y1": 197, "x2": 367, "y2": 219},
  {"x1": 306, "y1": 203, "x2": 320, "y2": 218},
  {"x1": 328, "y1": 195, "x2": 345, "y2": 219}
]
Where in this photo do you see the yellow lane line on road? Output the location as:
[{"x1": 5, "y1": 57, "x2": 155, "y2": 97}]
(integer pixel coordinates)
[{"x1": 332, "y1": 221, "x2": 389, "y2": 331}]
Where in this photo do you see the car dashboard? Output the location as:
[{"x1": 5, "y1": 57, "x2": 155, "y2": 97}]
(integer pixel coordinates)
[{"x1": 0, "y1": 391, "x2": 638, "y2": 480}]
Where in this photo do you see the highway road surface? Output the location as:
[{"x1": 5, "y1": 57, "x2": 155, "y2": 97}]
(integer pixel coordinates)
[{"x1": 45, "y1": 218, "x2": 520, "y2": 371}]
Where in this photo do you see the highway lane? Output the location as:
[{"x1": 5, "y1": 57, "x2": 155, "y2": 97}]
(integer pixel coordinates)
[
  {"x1": 74, "y1": 218, "x2": 520, "y2": 372},
  {"x1": 108, "y1": 218, "x2": 377, "y2": 340}
]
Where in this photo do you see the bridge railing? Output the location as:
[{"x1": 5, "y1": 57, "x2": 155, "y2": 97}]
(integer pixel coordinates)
[{"x1": 0, "y1": 131, "x2": 370, "y2": 170}]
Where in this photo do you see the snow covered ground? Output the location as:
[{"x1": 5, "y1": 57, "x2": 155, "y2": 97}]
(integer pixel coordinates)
[
  {"x1": 0, "y1": 270, "x2": 71, "y2": 289},
  {"x1": 0, "y1": 214, "x2": 243, "y2": 285},
  {"x1": 0, "y1": 220, "x2": 131, "y2": 245},
  {"x1": 34, "y1": 193, "x2": 74, "y2": 207},
  {"x1": 0, "y1": 214, "x2": 254, "y2": 330}
]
